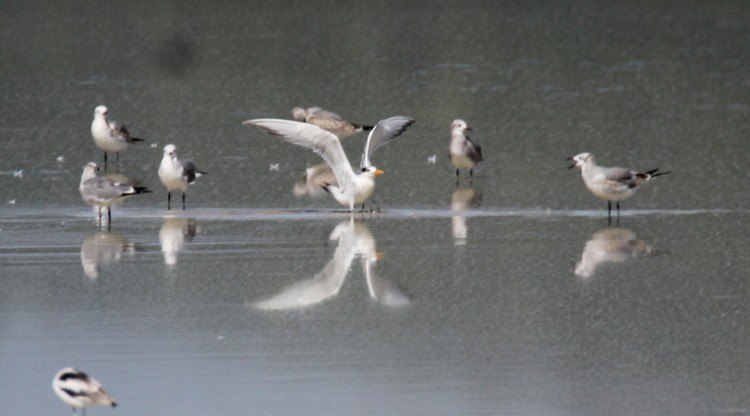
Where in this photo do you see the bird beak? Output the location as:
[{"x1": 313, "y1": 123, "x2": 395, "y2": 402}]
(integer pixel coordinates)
[
  {"x1": 375, "y1": 169, "x2": 385, "y2": 176},
  {"x1": 465, "y1": 127, "x2": 473, "y2": 131},
  {"x1": 566, "y1": 157, "x2": 576, "y2": 169}
]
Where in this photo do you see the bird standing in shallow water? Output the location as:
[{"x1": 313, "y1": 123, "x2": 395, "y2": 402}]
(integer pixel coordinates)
[
  {"x1": 52, "y1": 367, "x2": 117, "y2": 415},
  {"x1": 90, "y1": 105, "x2": 144, "y2": 167},
  {"x1": 245, "y1": 116, "x2": 414, "y2": 212},
  {"x1": 449, "y1": 119, "x2": 483, "y2": 184},
  {"x1": 79, "y1": 162, "x2": 151, "y2": 230},
  {"x1": 158, "y1": 144, "x2": 206, "y2": 210},
  {"x1": 567, "y1": 152, "x2": 669, "y2": 217}
]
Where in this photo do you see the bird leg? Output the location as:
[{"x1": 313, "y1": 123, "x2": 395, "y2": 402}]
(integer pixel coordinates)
[
  {"x1": 182, "y1": 192, "x2": 186, "y2": 210},
  {"x1": 107, "y1": 207, "x2": 111, "y2": 231},
  {"x1": 607, "y1": 201, "x2": 612, "y2": 218},
  {"x1": 167, "y1": 191, "x2": 171, "y2": 211},
  {"x1": 616, "y1": 201, "x2": 620, "y2": 216}
]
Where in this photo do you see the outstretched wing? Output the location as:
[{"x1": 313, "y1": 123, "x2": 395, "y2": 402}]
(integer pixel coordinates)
[
  {"x1": 360, "y1": 116, "x2": 415, "y2": 169},
  {"x1": 244, "y1": 119, "x2": 356, "y2": 191}
]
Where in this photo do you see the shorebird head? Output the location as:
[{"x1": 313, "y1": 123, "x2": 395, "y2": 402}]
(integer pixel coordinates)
[
  {"x1": 163, "y1": 144, "x2": 177, "y2": 158},
  {"x1": 94, "y1": 105, "x2": 108, "y2": 117},
  {"x1": 567, "y1": 152, "x2": 592, "y2": 169},
  {"x1": 451, "y1": 119, "x2": 472, "y2": 133},
  {"x1": 361, "y1": 166, "x2": 385, "y2": 178},
  {"x1": 83, "y1": 161, "x2": 99, "y2": 174},
  {"x1": 291, "y1": 107, "x2": 307, "y2": 121}
]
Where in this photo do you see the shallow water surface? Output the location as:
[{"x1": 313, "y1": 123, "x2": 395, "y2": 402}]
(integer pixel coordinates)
[{"x1": 2, "y1": 1, "x2": 750, "y2": 415}]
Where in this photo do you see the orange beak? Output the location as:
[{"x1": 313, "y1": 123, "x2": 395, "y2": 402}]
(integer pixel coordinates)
[{"x1": 374, "y1": 169, "x2": 385, "y2": 176}]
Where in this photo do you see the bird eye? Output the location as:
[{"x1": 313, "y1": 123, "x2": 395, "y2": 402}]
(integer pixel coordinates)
[{"x1": 361, "y1": 167, "x2": 367, "y2": 172}]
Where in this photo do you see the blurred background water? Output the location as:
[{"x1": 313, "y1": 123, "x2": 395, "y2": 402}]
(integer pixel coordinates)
[{"x1": 1, "y1": 1, "x2": 749, "y2": 415}]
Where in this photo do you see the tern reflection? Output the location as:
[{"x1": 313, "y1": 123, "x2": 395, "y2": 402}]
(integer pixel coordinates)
[
  {"x1": 159, "y1": 218, "x2": 198, "y2": 266},
  {"x1": 575, "y1": 227, "x2": 652, "y2": 278},
  {"x1": 80, "y1": 232, "x2": 135, "y2": 279},
  {"x1": 252, "y1": 219, "x2": 409, "y2": 310},
  {"x1": 451, "y1": 186, "x2": 483, "y2": 245}
]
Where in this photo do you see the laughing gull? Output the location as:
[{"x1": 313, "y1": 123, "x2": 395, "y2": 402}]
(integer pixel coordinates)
[
  {"x1": 79, "y1": 162, "x2": 151, "y2": 228},
  {"x1": 90, "y1": 105, "x2": 144, "y2": 165},
  {"x1": 159, "y1": 218, "x2": 197, "y2": 266},
  {"x1": 52, "y1": 367, "x2": 117, "y2": 415},
  {"x1": 158, "y1": 144, "x2": 206, "y2": 210},
  {"x1": 293, "y1": 162, "x2": 338, "y2": 198},
  {"x1": 567, "y1": 152, "x2": 669, "y2": 216},
  {"x1": 292, "y1": 106, "x2": 374, "y2": 139},
  {"x1": 245, "y1": 116, "x2": 415, "y2": 212},
  {"x1": 575, "y1": 228, "x2": 652, "y2": 278},
  {"x1": 450, "y1": 119, "x2": 483, "y2": 183},
  {"x1": 80, "y1": 232, "x2": 135, "y2": 280}
]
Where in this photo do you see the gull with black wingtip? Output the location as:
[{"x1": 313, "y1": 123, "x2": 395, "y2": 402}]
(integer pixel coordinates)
[
  {"x1": 158, "y1": 144, "x2": 206, "y2": 210},
  {"x1": 567, "y1": 152, "x2": 669, "y2": 216},
  {"x1": 90, "y1": 105, "x2": 144, "y2": 166},
  {"x1": 450, "y1": 119, "x2": 483, "y2": 183},
  {"x1": 292, "y1": 106, "x2": 373, "y2": 139}
]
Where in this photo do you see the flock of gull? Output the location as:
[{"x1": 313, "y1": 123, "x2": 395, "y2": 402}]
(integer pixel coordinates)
[
  {"x1": 79, "y1": 104, "x2": 669, "y2": 228},
  {"x1": 63, "y1": 104, "x2": 669, "y2": 414}
]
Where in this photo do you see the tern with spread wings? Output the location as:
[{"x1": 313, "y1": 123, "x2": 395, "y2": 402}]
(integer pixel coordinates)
[{"x1": 245, "y1": 116, "x2": 414, "y2": 211}]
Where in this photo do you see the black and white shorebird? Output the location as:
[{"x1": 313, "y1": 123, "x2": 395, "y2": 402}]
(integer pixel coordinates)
[
  {"x1": 292, "y1": 106, "x2": 374, "y2": 139},
  {"x1": 79, "y1": 162, "x2": 151, "y2": 229},
  {"x1": 567, "y1": 152, "x2": 669, "y2": 216},
  {"x1": 52, "y1": 367, "x2": 117, "y2": 415},
  {"x1": 449, "y1": 119, "x2": 483, "y2": 182},
  {"x1": 90, "y1": 105, "x2": 144, "y2": 166},
  {"x1": 158, "y1": 144, "x2": 206, "y2": 210},
  {"x1": 245, "y1": 116, "x2": 414, "y2": 212}
]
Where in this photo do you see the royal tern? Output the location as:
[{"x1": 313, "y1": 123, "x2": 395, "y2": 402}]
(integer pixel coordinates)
[
  {"x1": 244, "y1": 116, "x2": 414, "y2": 211},
  {"x1": 158, "y1": 144, "x2": 206, "y2": 210},
  {"x1": 90, "y1": 105, "x2": 144, "y2": 165},
  {"x1": 567, "y1": 152, "x2": 669, "y2": 216}
]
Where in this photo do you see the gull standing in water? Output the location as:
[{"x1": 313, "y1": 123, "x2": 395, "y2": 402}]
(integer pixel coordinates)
[
  {"x1": 90, "y1": 105, "x2": 144, "y2": 166},
  {"x1": 79, "y1": 162, "x2": 151, "y2": 229},
  {"x1": 158, "y1": 144, "x2": 206, "y2": 210},
  {"x1": 567, "y1": 152, "x2": 669, "y2": 216},
  {"x1": 52, "y1": 367, "x2": 117, "y2": 415},
  {"x1": 245, "y1": 116, "x2": 415, "y2": 212},
  {"x1": 292, "y1": 106, "x2": 373, "y2": 138},
  {"x1": 450, "y1": 119, "x2": 483, "y2": 183}
]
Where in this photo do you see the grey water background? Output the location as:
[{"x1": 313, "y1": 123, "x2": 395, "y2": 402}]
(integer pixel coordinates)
[{"x1": 1, "y1": 1, "x2": 749, "y2": 415}]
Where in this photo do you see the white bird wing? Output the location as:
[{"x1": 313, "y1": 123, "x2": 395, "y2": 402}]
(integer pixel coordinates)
[
  {"x1": 360, "y1": 116, "x2": 415, "y2": 169},
  {"x1": 244, "y1": 119, "x2": 356, "y2": 191}
]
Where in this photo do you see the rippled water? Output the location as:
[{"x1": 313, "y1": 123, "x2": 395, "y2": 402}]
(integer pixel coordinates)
[{"x1": 2, "y1": 1, "x2": 749, "y2": 415}]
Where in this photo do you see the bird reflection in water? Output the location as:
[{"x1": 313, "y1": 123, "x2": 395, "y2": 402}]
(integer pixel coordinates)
[
  {"x1": 80, "y1": 232, "x2": 135, "y2": 280},
  {"x1": 159, "y1": 218, "x2": 198, "y2": 266},
  {"x1": 451, "y1": 187, "x2": 483, "y2": 245},
  {"x1": 575, "y1": 227, "x2": 652, "y2": 278},
  {"x1": 252, "y1": 219, "x2": 409, "y2": 310}
]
